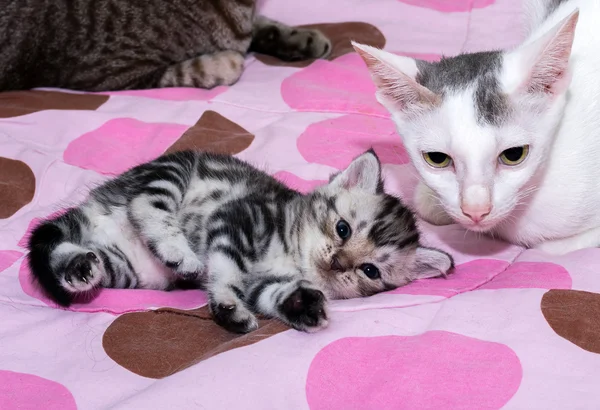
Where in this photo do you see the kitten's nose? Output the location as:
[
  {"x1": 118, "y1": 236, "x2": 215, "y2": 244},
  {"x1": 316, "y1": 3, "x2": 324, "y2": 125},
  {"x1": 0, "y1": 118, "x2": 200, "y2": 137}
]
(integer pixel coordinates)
[
  {"x1": 461, "y1": 205, "x2": 492, "y2": 223},
  {"x1": 330, "y1": 255, "x2": 344, "y2": 272}
]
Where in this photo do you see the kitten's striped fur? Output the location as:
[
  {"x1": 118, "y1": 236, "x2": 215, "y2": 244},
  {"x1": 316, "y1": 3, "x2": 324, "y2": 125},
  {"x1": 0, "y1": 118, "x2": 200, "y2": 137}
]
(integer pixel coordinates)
[
  {"x1": 28, "y1": 150, "x2": 453, "y2": 333},
  {"x1": 0, "y1": 1, "x2": 331, "y2": 91}
]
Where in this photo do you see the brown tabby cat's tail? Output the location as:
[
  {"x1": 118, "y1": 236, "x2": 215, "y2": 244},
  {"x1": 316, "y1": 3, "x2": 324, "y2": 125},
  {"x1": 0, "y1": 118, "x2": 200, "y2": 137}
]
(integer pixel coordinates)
[{"x1": 158, "y1": 51, "x2": 245, "y2": 89}]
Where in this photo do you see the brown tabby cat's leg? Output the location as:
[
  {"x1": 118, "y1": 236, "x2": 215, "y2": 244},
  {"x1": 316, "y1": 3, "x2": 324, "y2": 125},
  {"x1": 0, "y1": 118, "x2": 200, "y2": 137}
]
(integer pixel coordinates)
[
  {"x1": 249, "y1": 16, "x2": 331, "y2": 62},
  {"x1": 158, "y1": 50, "x2": 245, "y2": 89}
]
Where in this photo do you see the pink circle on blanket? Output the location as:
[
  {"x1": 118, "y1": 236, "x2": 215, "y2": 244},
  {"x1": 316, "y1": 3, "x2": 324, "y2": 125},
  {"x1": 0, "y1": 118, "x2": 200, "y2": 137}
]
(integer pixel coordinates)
[
  {"x1": 273, "y1": 171, "x2": 326, "y2": 194},
  {"x1": 397, "y1": 0, "x2": 495, "y2": 12},
  {"x1": 97, "y1": 86, "x2": 227, "y2": 101},
  {"x1": 18, "y1": 259, "x2": 207, "y2": 315},
  {"x1": 0, "y1": 250, "x2": 23, "y2": 273},
  {"x1": 297, "y1": 114, "x2": 408, "y2": 169},
  {"x1": 64, "y1": 118, "x2": 188, "y2": 175},
  {"x1": 392, "y1": 259, "x2": 571, "y2": 296},
  {"x1": 281, "y1": 53, "x2": 389, "y2": 116},
  {"x1": 392, "y1": 259, "x2": 510, "y2": 296},
  {"x1": 306, "y1": 332, "x2": 521, "y2": 410},
  {"x1": 0, "y1": 370, "x2": 77, "y2": 410},
  {"x1": 480, "y1": 261, "x2": 571, "y2": 290}
]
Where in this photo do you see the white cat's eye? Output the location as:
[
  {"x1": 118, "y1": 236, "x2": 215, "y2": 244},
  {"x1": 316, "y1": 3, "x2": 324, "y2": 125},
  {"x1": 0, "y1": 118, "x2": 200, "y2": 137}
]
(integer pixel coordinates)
[
  {"x1": 422, "y1": 152, "x2": 452, "y2": 168},
  {"x1": 499, "y1": 145, "x2": 529, "y2": 166}
]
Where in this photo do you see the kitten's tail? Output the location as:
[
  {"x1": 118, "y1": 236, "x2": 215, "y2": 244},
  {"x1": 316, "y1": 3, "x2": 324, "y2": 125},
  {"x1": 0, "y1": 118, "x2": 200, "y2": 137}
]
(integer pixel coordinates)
[{"x1": 27, "y1": 210, "x2": 83, "y2": 307}]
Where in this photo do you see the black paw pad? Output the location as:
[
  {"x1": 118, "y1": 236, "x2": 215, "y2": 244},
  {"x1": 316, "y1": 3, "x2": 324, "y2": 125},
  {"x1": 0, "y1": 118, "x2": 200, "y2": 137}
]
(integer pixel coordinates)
[
  {"x1": 178, "y1": 270, "x2": 200, "y2": 281},
  {"x1": 65, "y1": 252, "x2": 99, "y2": 285},
  {"x1": 281, "y1": 287, "x2": 327, "y2": 330},
  {"x1": 165, "y1": 260, "x2": 182, "y2": 269},
  {"x1": 210, "y1": 302, "x2": 254, "y2": 334}
]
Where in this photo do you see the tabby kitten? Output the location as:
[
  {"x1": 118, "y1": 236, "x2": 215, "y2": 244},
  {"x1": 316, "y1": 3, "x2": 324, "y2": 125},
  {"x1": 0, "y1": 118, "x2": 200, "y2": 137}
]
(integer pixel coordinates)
[
  {"x1": 27, "y1": 150, "x2": 453, "y2": 333},
  {"x1": 0, "y1": 0, "x2": 330, "y2": 91}
]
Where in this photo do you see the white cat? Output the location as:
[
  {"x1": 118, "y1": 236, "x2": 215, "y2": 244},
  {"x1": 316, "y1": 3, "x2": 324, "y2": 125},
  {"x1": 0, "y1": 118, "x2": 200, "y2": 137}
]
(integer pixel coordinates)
[{"x1": 352, "y1": 0, "x2": 600, "y2": 255}]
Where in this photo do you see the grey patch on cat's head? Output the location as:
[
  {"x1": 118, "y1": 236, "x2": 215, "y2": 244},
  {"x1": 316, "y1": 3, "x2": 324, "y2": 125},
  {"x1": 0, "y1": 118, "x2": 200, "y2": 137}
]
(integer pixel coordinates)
[
  {"x1": 474, "y1": 74, "x2": 511, "y2": 126},
  {"x1": 415, "y1": 51, "x2": 511, "y2": 126},
  {"x1": 415, "y1": 51, "x2": 502, "y2": 91}
]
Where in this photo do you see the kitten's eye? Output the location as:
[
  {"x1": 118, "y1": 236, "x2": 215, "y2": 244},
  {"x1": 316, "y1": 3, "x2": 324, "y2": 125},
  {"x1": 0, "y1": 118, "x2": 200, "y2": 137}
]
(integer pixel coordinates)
[
  {"x1": 499, "y1": 145, "x2": 529, "y2": 166},
  {"x1": 423, "y1": 152, "x2": 452, "y2": 168},
  {"x1": 360, "y1": 264, "x2": 380, "y2": 280},
  {"x1": 336, "y1": 220, "x2": 352, "y2": 239}
]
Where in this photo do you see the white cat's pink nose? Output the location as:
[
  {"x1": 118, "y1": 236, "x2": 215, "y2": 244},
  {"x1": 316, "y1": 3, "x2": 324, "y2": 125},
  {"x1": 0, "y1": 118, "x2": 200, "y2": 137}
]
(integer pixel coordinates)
[
  {"x1": 461, "y1": 185, "x2": 492, "y2": 223},
  {"x1": 461, "y1": 205, "x2": 491, "y2": 223}
]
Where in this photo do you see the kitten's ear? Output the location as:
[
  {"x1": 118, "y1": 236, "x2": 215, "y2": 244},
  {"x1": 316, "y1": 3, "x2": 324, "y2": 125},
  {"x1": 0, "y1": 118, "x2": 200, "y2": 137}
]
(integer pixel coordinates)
[
  {"x1": 412, "y1": 247, "x2": 454, "y2": 279},
  {"x1": 329, "y1": 149, "x2": 383, "y2": 194},
  {"x1": 511, "y1": 9, "x2": 578, "y2": 96},
  {"x1": 352, "y1": 42, "x2": 440, "y2": 115}
]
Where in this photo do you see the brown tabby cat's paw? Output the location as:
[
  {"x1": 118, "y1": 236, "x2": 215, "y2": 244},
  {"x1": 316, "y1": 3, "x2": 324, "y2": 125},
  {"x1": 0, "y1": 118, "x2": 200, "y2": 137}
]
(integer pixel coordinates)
[
  {"x1": 280, "y1": 286, "x2": 328, "y2": 332},
  {"x1": 159, "y1": 51, "x2": 244, "y2": 89},
  {"x1": 288, "y1": 28, "x2": 331, "y2": 60},
  {"x1": 251, "y1": 25, "x2": 331, "y2": 62}
]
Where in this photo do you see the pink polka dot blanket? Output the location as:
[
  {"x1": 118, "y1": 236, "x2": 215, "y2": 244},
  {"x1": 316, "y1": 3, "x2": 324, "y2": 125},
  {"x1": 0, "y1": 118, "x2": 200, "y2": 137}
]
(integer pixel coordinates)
[{"x1": 2, "y1": 0, "x2": 600, "y2": 408}]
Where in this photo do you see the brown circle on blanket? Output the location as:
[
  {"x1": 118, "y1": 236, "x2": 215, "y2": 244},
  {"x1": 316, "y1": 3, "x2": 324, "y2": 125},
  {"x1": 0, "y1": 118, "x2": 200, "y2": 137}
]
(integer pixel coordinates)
[
  {"x1": 0, "y1": 157, "x2": 35, "y2": 219},
  {"x1": 0, "y1": 90, "x2": 109, "y2": 118},
  {"x1": 254, "y1": 22, "x2": 386, "y2": 67},
  {"x1": 165, "y1": 110, "x2": 254, "y2": 155},
  {"x1": 541, "y1": 289, "x2": 600, "y2": 354},
  {"x1": 102, "y1": 306, "x2": 289, "y2": 379}
]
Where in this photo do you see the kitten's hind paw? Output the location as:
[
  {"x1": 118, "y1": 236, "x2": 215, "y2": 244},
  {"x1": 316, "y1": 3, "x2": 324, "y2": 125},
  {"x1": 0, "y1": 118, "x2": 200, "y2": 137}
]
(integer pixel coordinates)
[
  {"x1": 280, "y1": 286, "x2": 328, "y2": 332},
  {"x1": 210, "y1": 300, "x2": 259, "y2": 334},
  {"x1": 64, "y1": 251, "x2": 102, "y2": 292}
]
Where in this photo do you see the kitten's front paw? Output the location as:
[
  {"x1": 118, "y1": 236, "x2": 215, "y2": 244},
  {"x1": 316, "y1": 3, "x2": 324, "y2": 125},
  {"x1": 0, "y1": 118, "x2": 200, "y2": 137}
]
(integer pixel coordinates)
[
  {"x1": 280, "y1": 286, "x2": 328, "y2": 332},
  {"x1": 158, "y1": 243, "x2": 204, "y2": 279},
  {"x1": 64, "y1": 251, "x2": 102, "y2": 291},
  {"x1": 210, "y1": 300, "x2": 259, "y2": 334}
]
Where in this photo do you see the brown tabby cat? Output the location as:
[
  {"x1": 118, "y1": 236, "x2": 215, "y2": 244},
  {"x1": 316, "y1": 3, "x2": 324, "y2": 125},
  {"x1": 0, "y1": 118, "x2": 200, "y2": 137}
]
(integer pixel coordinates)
[{"x1": 0, "y1": 0, "x2": 331, "y2": 91}]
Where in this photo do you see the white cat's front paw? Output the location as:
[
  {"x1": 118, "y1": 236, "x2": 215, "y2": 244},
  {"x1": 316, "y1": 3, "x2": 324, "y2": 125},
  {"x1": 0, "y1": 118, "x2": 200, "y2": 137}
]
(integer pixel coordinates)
[
  {"x1": 534, "y1": 240, "x2": 571, "y2": 255},
  {"x1": 413, "y1": 181, "x2": 454, "y2": 226},
  {"x1": 534, "y1": 235, "x2": 594, "y2": 256}
]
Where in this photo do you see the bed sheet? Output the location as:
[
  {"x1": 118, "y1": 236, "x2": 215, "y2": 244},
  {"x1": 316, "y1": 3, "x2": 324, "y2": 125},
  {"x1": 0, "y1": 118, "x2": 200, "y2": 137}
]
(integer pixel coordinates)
[{"x1": 2, "y1": 0, "x2": 600, "y2": 408}]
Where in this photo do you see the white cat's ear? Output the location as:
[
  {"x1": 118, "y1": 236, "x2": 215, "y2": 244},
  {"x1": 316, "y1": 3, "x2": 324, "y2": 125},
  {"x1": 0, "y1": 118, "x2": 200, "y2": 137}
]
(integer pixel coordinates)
[
  {"x1": 513, "y1": 9, "x2": 579, "y2": 96},
  {"x1": 412, "y1": 247, "x2": 454, "y2": 279},
  {"x1": 352, "y1": 42, "x2": 440, "y2": 114},
  {"x1": 329, "y1": 149, "x2": 383, "y2": 194}
]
